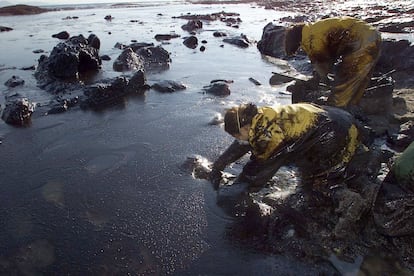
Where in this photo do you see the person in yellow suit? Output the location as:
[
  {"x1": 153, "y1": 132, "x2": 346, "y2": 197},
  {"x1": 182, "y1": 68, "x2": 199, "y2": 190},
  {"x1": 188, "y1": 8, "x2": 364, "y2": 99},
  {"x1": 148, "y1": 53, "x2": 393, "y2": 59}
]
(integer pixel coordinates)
[
  {"x1": 210, "y1": 102, "x2": 360, "y2": 189},
  {"x1": 210, "y1": 102, "x2": 367, "y2": 237},
  {"x1": 285, "y1": 17, "x2": 382, "y2": 108}
]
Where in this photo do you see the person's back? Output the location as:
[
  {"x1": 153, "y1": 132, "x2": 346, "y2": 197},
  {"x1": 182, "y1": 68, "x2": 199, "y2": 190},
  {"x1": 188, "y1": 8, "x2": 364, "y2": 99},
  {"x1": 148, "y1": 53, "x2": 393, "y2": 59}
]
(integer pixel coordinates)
[
  {"x1": 250, "y1": 103, "x2": 324, "y2": 160},
  {"x1": 285, "y1": 16, "x2": 382, "y2": 108},
  {"x1": 301, "y1": 17, "x2": 377, "y2": 65}
]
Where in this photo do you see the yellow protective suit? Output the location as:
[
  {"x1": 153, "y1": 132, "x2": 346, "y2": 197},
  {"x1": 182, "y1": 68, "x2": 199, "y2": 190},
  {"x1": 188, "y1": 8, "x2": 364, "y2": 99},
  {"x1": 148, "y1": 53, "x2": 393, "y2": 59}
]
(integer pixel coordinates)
[
  {"x1": 301, "y1": 17, "x2": 381, "y2": 107},
  {"x1": 249, "y1": 103, "x2": 359, "y2": 167},
  {"x1": 211, "y1": 103, "x2": 361, "y2": 189}
]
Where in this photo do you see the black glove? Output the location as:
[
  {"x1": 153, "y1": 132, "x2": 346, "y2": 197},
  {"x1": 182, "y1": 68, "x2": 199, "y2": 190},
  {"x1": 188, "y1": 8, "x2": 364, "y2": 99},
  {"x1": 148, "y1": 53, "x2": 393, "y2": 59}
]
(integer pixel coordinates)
[{"x1": 209, "y1": 169, "x2": 222, "y2": 190}]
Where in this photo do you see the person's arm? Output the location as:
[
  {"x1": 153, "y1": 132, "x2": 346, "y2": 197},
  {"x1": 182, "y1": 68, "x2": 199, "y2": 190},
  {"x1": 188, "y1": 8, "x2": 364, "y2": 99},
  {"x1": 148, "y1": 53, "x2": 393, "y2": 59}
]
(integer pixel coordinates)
[
  {"x1": 209, "y1": 140, "x2": 251, "y2": 189},
  {"x1": 212, "y1": 139, "x2": 251, "y2": 171}
]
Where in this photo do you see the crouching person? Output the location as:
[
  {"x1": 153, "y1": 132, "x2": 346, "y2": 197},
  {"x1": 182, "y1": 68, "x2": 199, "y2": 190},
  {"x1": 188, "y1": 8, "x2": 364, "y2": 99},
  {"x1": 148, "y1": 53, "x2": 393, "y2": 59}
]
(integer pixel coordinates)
[
  {"x1": 374, "y1": 141, "x2": 414, "y2": 237},
  {"x1": 210, "y1": 102, "x2": 368, "y2": 237}
]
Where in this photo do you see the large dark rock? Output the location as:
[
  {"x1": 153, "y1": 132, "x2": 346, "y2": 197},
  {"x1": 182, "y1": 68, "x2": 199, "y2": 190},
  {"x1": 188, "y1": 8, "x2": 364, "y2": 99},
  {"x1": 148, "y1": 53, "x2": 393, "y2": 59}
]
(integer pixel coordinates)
[
  {"x1": 376, "y1": 39, "x2": 414, "y2": 72},
  {"x1": 82, "y1": 70, "x2": 148, "y2": 108},
  {"x1": 125, "y1": 70, "x2": 147, "y2": 94},
  {"x1": 359, "y1": 75, "x2": 395, "y2": 115},
  {"x1": 113, "y1": 47, "x2": 144, "y2": 72},
  {"x1": 135, "y1": 45, "x2": 171, "y2": 72},
  {"x1": 34, "y1": 34, "x2": 102, "y2": 90},
  {"x1": 113, "y1": 45, "x2": 170, "y2": 72},
  {"x1": 87, "y1": 33, "x2": 100, "y2": 50},
  {"x1": 1, "y1": 97, "x2": 35, "y2": 126},
  {"x1": 257, "y1": 23, "x2": 287, "y2": 58}
]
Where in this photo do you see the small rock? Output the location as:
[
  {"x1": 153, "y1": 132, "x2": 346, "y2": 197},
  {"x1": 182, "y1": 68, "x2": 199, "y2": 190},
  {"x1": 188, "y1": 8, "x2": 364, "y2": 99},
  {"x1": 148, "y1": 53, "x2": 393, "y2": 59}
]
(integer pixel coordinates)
[
  {"x1": 213, "y1": 31, "x2": 227, "y2": 37},
  {"x1": 4, "y1": 76, "x2": 25, "y2": 88},
  {"x1": 182, "y1": 20, "x2": 203, "y2": 32},
  {"x1": 183, "y1": 36, "x2": 198, "y2": 49},
  {"x1": 151, "y1": 80, "x2": 186, "y2": 93},
  {"x1": 52, "y1": 31, "x2": 70, "y2": 39},
  {"x1": 223, "y1": 34, "x2": 252, "y2": 48},
  {"x1": 203, "y1": 81, "x2": 231, "y2": 96},
  {"x1": 20, "y1": 65, "x2": 36, "y2": 70},
  {"x1": 155, "y1": 34, "x2": 180, "y2": 41},
  {"x1": 249, "y1": 77, "x2": 261, "y2": 86},
  {"x1": 1, "y1": 98, "x2": 35, "y2": 126},
  {"x1": 0, "y1": 26, "x2": 13, "y2": 32},
  {"x1": 100, "y1": 55, "x2": 111, "y2": 61}
]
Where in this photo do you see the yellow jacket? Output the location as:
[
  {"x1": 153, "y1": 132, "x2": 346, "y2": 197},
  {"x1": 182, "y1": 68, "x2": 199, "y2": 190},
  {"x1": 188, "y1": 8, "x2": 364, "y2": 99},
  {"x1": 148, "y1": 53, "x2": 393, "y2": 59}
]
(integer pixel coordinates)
[
  {"x1": 248, "y1": 103, "x2": 324, "y2": 160},
  {"x1": 301, "y1": 17, "x2": 378, "y2": 65},
  {"x1": 248, "y1": 103, "x2": 359, "y2": 164}
]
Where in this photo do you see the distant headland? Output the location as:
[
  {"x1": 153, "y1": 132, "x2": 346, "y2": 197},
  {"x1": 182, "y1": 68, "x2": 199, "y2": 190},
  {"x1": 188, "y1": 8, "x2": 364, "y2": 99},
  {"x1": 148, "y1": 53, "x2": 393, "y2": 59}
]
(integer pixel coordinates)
[{"x1": 0, "y1": 4, "x2": 50, "y2": 15}]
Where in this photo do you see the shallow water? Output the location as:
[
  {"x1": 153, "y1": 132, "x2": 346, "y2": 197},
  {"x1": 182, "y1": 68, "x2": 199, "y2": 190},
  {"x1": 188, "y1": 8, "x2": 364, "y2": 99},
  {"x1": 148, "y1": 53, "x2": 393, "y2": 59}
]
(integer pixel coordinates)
[{"x1": 0, "y1": 2, "x2": 412, "y2": 275}]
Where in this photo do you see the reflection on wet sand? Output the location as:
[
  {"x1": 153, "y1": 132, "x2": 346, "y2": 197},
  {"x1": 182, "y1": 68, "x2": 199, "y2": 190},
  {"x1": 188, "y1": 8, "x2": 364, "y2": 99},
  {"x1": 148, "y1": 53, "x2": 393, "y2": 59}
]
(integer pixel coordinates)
[
  {"x1": 0, "y1": 240, "x2": 55, "y2": 275},
  {"x1": 41, "y1": 180, "x2": 65, "y2": 208}
]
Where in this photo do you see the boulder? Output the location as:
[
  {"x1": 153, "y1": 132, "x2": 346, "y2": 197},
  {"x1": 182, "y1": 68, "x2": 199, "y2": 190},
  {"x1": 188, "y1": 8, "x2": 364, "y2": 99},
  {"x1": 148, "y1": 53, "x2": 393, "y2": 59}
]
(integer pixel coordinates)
[
  {"x1": 82, "y1": 71, "x2": 148, "y2": 108},
  {"x1": 113, "y1": 44, "x2": 170, "y2": 72},
  {"x1": 87, "y1": 33, "x2": 100, "y2": 50},
  {"x1": 113, "y1": 48, "x2": 144, "y2": 72},
  {"x1": 4, "y1": 76, "x2": 25, "y2": 88},
  {"x1": 376, "y1": 39, "x2": 414, "y2": 72},
  {"x1": 151, "y1": 80, "x2": 186, "y2": 93},
  {"x1": 257, "y1": 23, "x2": 287, "y2": 58},
  {"x1": 125, "y1": 70, "x2": 147, "y2": 94},
  {"x1": 135, "y1": 45, "x2": 171, "y2": 72},
  {"x1": 34, "y1": 34, "x2": 102, "y2": 86},
  {"x1": 359, "y1": 75, "x2": 394, "y2": 115},
  {"x1": 183, "y1": 36, "x2": 198, "y2": 49},
  {"x1": 1, "y1": 97, "x2": 35, "y2": 126},
  {"x1": 203, "y1": 81, "x2": 231, "y2": 96}
]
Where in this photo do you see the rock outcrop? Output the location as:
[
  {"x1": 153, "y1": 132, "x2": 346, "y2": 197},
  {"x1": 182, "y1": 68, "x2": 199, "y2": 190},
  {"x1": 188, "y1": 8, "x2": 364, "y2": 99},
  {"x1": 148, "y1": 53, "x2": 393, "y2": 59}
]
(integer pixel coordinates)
[{"x1": 34, "y1": 34, "x2": 102, "y2": 92}]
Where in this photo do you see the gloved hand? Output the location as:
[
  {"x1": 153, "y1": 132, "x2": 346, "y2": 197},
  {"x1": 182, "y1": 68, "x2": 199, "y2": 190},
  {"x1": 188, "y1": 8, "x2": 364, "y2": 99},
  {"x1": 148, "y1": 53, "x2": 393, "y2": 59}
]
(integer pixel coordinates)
[{"x1": 209, "y1": 169, "x2": 222, "y2": 190}]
